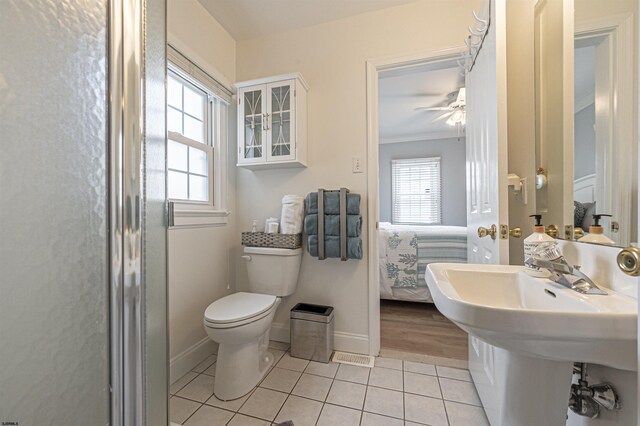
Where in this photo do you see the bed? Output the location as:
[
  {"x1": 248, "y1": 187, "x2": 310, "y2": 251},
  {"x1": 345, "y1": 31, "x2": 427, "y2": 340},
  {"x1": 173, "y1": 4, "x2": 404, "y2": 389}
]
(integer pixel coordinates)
[{"x1": 378, "y1": 222, "x2": 468, "y2": 302}]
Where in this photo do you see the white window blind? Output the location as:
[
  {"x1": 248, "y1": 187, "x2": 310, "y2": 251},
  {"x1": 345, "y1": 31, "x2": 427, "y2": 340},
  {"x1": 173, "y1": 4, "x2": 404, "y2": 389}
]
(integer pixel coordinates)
[{"x1": 392, "y1": 157, "x2": 442, "y2": 225}]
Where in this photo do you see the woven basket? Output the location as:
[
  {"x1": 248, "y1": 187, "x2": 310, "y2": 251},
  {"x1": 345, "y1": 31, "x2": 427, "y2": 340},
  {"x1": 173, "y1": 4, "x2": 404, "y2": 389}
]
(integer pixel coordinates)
[{"x1": 241, "y1": 232, "x2": 302, "y2": 249}]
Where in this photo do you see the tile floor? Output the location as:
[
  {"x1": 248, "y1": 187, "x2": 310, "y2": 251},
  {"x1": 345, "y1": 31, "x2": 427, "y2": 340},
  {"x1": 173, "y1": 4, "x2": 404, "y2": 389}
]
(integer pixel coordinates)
[{"x1": 170, "y1": 343, "x2": 489, "y2": 426}]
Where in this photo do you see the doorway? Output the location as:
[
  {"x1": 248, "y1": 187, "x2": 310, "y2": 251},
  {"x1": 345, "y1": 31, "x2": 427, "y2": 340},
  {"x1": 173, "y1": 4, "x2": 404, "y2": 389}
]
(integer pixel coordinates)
[{"x1": 366, "y1": 50, "x2": 470, "y2": 365}]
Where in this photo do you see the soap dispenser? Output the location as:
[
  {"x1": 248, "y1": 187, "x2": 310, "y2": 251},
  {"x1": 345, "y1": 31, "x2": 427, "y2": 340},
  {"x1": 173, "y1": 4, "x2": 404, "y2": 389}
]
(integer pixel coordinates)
[
  {"x1": 524, "y1": 214, "x2": 556, "y2": 276},
  {"x1": 578, "y1": 214, "x2": 615, "y2": 245}
]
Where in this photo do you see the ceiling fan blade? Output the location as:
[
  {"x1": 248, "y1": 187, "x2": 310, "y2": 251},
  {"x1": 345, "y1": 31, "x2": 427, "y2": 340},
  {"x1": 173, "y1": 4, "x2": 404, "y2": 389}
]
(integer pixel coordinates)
[
  {"x1": 432, "y1": 111, "x2": 452, "y2": 122},
  {"x1": 414, "y1": 106, "x2": 452, "y2": 111}
]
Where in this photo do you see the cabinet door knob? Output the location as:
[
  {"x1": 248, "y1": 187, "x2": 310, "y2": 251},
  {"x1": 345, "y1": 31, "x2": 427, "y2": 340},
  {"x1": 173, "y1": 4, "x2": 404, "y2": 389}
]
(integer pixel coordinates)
[
  {"x1": 617, "y1": 247, "x2": 640, "y2": 276},
  {"x1": 478, "y1": 225, "x2": 497, "y2": 240}
]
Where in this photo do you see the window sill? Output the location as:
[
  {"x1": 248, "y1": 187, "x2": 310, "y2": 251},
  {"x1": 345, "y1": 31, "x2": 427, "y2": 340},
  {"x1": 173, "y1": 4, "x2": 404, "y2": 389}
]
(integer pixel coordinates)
[{"x1": 169, "y1": 207, "x2": 230, "y2": 228}]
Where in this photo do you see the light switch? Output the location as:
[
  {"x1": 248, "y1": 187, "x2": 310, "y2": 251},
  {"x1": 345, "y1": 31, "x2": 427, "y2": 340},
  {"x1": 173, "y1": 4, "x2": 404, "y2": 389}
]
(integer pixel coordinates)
[{"x1": 352, "y1": 156, "x2": 363, "y2": 173}]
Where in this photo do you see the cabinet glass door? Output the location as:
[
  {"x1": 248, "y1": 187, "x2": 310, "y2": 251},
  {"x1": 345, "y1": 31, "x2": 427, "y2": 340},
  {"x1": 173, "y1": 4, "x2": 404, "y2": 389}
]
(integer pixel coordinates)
[
  {"x1": 241, "y1": 88, "x2": 266, "y2": 161},
  {"x1": 267, "y1": 82, "x2": 296, "y2": 162}
]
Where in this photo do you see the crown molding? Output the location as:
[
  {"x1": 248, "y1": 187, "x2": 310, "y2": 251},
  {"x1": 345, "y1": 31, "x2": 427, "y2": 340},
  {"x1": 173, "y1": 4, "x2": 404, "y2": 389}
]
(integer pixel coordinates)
[{"x1": 379, "y1": 130, "x2": 465, "y2": 144}]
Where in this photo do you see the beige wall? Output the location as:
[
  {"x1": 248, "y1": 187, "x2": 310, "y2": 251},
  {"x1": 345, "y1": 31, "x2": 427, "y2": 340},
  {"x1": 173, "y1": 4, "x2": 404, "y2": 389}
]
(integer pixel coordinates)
[
  {"x1": 506, "y1": 0, "x2": 538, "y2": 265},
  {"x1": 168, "y1": 0, "x2": 236, "y2": 84},
  {"x1": 235, "y1": 0, "x2": 477, "y2": 352},
  {"x1": 167, "y1": 0, "x2": 238, "y2": 371}
]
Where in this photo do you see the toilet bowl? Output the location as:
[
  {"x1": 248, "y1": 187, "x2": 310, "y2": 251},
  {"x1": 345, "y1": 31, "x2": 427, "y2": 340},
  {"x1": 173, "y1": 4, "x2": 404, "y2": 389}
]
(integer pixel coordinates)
[
  {"x1": 204, "y1": 292, "x2": 281, "y2": 400},
  {"x1": 203, "y1": 247, "x2": 302, "y2": 400}
]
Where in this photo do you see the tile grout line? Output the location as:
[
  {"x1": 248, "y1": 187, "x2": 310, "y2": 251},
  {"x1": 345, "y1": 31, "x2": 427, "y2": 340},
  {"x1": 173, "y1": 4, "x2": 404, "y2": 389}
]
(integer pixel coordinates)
[
  {"x1": 170, "y1": 371, "x2": 201, "y2": 397},
  {"x1": 437, "y1": 374, "x2": 451, "y2": 426},
  {"x1": 180, "y1": 400, "x2": 204, "y2": 425},
  {"x1": 402, "y1": 360, "x2": 406, "y2": 423},
  {"x1": 269, "y1": 353, "x2": 314, "y2": 425}
]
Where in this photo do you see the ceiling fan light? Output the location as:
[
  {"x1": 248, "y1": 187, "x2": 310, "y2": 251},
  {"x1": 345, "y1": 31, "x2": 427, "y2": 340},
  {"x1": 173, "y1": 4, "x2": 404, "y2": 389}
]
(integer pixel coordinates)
[
  {"x1": 446, "y1": 116, "x2": 456, "y2": 126},
  {"x1": 445, "y1": 108, "x2": 463, "y2": 125}
]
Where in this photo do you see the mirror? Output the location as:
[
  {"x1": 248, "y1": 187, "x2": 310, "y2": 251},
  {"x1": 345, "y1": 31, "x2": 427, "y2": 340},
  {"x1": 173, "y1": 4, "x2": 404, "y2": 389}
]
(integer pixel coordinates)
[{"x1": 535, "y1": 0, "x2": 638, "y2": 247}]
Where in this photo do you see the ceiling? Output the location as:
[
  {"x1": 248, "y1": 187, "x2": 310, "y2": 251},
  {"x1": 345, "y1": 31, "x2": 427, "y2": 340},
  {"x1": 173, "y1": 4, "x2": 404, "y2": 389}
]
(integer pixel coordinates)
[
  {"x1": 378, "y1": 62, "x2": 465, "y2": 143},
  {"x1": 197, "y1": 0, "x2": 419, "y2": 40}
]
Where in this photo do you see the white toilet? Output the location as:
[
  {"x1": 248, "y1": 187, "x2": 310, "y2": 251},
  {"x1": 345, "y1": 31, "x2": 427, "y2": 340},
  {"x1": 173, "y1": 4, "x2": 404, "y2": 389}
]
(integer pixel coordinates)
[{"x1": 203, "y1": 246, "x2": 302, "y2": 401}]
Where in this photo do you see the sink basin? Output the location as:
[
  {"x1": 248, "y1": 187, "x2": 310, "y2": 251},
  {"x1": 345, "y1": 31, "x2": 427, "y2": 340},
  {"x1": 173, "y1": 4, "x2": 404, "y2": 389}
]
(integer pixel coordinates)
[{"x1": 425, "y1": 263, "x2": 637, "y2": 371}]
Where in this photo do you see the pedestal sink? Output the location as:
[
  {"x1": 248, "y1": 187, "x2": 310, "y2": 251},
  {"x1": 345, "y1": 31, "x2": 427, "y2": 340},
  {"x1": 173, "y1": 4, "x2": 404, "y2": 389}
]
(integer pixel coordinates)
[{"x1": 425, "y1": 263, "x2": 637, "y2": 426}]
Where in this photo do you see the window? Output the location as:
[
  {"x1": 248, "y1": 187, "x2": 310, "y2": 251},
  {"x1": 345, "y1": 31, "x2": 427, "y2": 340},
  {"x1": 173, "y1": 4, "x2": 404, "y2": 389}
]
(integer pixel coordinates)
[
  {"x1": 392, "y1": 157, "x2": 442, "y2": 225},
  {"x1": 167, "y1": 70, "x2": 214, "y2": 203}
]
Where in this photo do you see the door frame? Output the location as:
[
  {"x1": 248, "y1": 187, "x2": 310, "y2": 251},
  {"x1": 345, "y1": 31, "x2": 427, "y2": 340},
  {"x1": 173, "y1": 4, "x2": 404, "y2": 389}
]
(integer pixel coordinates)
[{"x1": 365, "y1": 46, "x2": 466, "y2": 356}]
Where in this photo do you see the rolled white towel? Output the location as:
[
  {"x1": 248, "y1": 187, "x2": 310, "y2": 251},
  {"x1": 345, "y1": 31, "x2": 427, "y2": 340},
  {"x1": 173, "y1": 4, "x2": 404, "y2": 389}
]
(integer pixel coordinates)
[{"x1": 280, "y1": 194, "x2": 304, "y2": 234}]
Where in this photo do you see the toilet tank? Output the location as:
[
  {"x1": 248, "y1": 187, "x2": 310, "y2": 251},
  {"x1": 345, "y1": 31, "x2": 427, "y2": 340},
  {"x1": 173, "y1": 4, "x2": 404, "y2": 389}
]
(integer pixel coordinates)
[{"x1": 243, "y1": 247, "x2": 302, "y2": 296}]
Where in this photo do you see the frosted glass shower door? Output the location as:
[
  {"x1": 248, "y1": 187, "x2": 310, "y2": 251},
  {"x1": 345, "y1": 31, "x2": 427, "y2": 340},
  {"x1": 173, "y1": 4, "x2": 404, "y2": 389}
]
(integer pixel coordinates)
[{"x1": 0, "y1": 1, "x2": 110, "y2": 424}]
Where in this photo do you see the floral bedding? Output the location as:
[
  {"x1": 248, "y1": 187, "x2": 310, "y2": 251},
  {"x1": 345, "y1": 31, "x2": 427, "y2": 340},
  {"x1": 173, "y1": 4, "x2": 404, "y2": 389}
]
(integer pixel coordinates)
[{"x1": 379, "y1": 223, "x2": 467, "y2": 302}]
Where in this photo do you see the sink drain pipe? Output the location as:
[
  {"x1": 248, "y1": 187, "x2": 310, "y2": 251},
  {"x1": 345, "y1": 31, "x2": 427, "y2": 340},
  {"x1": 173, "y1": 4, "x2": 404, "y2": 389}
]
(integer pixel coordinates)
[{"x1": 569, "y1": 362, "x2": 621, "y2": 418}]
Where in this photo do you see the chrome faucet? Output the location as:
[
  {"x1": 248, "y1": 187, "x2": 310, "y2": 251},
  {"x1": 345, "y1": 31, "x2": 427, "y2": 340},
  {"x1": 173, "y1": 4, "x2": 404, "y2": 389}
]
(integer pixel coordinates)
[{"x1": 525, "y1": 243, "x2": 607, "y2": 295}]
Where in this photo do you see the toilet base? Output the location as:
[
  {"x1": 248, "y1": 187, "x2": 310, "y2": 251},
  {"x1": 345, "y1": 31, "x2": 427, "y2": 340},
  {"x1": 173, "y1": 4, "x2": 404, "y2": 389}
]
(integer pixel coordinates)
[{"x1": 213, "y1": 327, "x2": 274, "y2": 401}]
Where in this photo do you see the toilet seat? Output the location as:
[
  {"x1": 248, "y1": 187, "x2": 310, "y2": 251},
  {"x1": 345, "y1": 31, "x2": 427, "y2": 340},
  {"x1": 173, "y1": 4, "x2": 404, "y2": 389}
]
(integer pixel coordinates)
[{"x1": 204, "y1": 292, "x2": 277, "y2": 329}]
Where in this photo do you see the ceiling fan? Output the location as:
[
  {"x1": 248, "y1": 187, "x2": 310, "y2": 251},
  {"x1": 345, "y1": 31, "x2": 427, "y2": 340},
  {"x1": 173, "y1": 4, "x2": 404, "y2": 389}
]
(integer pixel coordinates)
[{"x1": 414, "y1": 88, "x2": 466, "y2": 126}]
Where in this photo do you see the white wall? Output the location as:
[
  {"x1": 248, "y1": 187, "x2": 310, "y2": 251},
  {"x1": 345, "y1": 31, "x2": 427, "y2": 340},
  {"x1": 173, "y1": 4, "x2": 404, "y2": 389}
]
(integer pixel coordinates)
[
  {"x1": 234, "y1": 0, "x2": 478, "y2": 353},
  {"x1": 378, "y1": 138, "x2": 467, "y2": 226},
  {"x1": 167, "y1": 0, "x2": 238, "y2": 381},
  {"x1": 574, "y1": 103, "x2": 596, "y2": 179}
]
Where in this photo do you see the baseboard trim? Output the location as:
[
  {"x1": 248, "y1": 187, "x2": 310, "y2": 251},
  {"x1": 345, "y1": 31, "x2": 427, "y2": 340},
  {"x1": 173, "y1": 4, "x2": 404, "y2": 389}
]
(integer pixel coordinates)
[
  {"x1": 170, "y1": 337, "x2": 217, "y2": 384},
  {"x1": 270, "y1": 322, "x2": 370, "y2": 355}
]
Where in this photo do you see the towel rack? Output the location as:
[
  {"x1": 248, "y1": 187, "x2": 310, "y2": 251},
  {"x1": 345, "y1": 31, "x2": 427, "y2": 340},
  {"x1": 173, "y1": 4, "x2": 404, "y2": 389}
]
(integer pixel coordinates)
[{"x1": 317, "y1": 187, "x2": 349, "y2": 261}]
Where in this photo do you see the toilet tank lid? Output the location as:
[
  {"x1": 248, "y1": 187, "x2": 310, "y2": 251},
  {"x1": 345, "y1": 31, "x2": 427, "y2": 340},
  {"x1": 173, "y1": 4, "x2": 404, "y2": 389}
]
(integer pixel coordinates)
[
  {"x1": 205, "y1": 292, "x2": 277, "y2": 324},
  {"x1": 244, "y1": 246, "x2": 302, "y2": 256}
]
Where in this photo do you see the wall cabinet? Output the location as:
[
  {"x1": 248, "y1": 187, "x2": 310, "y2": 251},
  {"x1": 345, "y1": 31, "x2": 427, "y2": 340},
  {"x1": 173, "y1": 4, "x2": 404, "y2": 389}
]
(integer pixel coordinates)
[{"x1": 235, "y1": 73, "x2": 308, "y2": 169}]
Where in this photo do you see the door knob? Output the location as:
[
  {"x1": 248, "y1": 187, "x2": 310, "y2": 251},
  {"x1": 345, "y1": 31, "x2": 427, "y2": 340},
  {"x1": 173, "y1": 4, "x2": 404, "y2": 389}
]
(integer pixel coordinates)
[
  {"x1": 574, "y1": 227, "x2": 585, "y2": 240},
  {"x1": 478, "y1": 225, "x2": 497, "y2": 240},
  {"x1": 546, "y1": 224, "x2": 559, "y2": 238},
  {"x1": 509, "y1": 227, "x2": 522, "y2": 238},
  {"x1": 617, "y1": 247, "x2": 640, "y2": 276}
]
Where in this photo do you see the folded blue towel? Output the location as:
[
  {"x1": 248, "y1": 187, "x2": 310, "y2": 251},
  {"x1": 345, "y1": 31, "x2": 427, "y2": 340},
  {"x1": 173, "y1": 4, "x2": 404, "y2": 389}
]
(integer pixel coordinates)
[
  {"x1": 303, "y1": 214, "x2": 362, "y2": 237},
  {"x1": 308, "y1": 235, "x2": 363, "y2": 259},
  {"x1": 305, "y1": 192, "x2": 360, "y2": 215}
]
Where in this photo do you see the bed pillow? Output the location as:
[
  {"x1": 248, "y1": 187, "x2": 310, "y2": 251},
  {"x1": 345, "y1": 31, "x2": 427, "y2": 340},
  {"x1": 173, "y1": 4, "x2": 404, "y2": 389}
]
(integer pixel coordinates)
[{"x1": 574, "y1": 201, "x2": 587, "y2": 228}]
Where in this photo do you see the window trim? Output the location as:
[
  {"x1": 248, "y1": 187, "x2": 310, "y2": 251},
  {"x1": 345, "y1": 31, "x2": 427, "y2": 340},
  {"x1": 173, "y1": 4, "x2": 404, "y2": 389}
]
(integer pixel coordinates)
[{"x1": 391, "y1": 156, "x2": 442, "y2": 225}]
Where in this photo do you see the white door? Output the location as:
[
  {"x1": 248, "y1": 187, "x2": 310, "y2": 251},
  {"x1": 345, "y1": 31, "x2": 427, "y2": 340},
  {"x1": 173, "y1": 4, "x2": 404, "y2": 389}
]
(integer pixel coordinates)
[
  {"x1": 465, "y1": 0, "x2": 509, "y2": 266},
  {"x1": 464, "y1": 1, "x2": 509, "y2": 424}
]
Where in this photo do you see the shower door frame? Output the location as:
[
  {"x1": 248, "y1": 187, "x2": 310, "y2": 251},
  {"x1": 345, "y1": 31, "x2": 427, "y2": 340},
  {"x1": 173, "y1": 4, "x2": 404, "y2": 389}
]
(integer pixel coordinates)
[{"x1": 109, "y1": 0, "x2": 168, "y2": 424}]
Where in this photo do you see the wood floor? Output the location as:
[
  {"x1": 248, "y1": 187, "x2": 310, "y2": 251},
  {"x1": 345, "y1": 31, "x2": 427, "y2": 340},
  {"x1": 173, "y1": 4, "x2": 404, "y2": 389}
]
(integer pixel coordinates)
[{"x1": 380, "y1": 300, "x2": 469, "y2": 361}]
